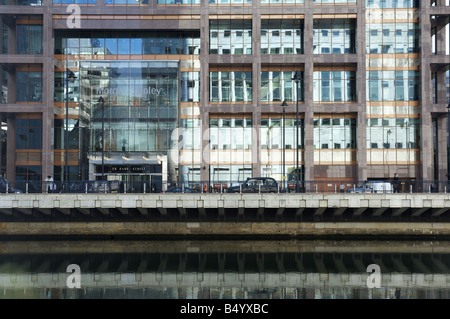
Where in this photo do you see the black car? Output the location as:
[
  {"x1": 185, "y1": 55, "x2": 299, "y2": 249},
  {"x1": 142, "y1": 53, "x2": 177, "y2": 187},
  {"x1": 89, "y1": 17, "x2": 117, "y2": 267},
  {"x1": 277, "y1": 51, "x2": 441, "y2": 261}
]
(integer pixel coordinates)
[{"x1": 227, "y1": 177, "x2": 278, "y2": 193}]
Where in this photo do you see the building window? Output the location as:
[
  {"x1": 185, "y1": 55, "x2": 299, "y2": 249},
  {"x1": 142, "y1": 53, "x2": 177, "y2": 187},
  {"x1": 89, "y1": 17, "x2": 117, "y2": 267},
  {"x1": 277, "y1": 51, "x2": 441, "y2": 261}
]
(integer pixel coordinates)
[
  {"x1": 313, "y1": 69, "x2": 357, "y2": 102},
  {"x1": 209, "y1": 116, "x2": 252, "y2": 185},
  {"x1": 261, "y1": 19, "x2": 304, "y2": 55},
  {"x1": 158, "y1": 0, "x2": 199, "y2": 4},
  {"x1": 313, "y1": 19, "x2": 356, "y2": 54},
  {"x1": 209, "y1": 19, "x2": 252, "y2": 55},
  {"x1": 366, "y1": 23, "x2": 420, "y2": 54},
  {"x1": 261, "y1": 0, "x2": 303, "y2": 4},
  {"x1": 16, "y1": 69, "x2": 42, "y2": 102},
  {"x1": 210, "y1": 69, "x2": 252, "y2": 102},
  {"x1": 16, "y1": 118, "x2": 42, "y2": 150},
  {"x1": 261, "y1": 70, "x2": 304, "y2": 102},
  {"x1": 367, "y1": 118, "x2": 420, "y2": 151},
  {"x1": 367, "y1": 70, "x2": 420, "y2": 101},
  {"x1": 53, "y1": 0, "x2": 96, "y2": 4},
  {"x1": 181, "y1": 72, "x2": 200, "y2": 102},
  {"x1": 17, "y1": 24, "x2": 42, "y2": 54},
  {"x1": 54, "y1": 30, "x2": 200, "y2": 56}
]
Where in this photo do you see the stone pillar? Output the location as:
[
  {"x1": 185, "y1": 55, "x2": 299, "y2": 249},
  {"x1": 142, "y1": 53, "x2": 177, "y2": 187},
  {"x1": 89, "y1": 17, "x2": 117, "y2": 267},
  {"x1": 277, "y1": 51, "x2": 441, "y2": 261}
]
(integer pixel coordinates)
[
  {"x1": 6, "y1": 113, "x2": 15, "y2": 180},
  {"x1": 303, "y1": 0, "x2": 314, "y2": 182},
  {"x1": 41, "y1": 6, "x2": 54, "y2": 180},
  {"x1": 356, "y1": 0, "x2": 367, "y2": 182},
  {"x1": 200, "y1": 6, "x2": 210, "y2": 185},
  {"x1": 252, "y1": 2, "x2": 261, "y2": 178},
  {"x1": 437, "y1": 116, "x2": 448, "y2": 182},
  {"x1": 420, "y1": 2, "x2": 433, "y2": 181}
]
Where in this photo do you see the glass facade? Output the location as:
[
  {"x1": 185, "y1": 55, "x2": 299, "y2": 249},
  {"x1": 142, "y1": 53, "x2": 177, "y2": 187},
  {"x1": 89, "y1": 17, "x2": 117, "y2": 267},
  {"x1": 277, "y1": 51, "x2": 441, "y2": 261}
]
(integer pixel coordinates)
[
  {"x1": 366, "y1": 117, "x2": 420, "y2": 150},
  {"x1": 209, "y1": 0, "x2": 251, "y2": 4},
  {"x1": 0, "y1": 0, "x2": 441, "y2": 186},
  {"x1": 365, "y1": 0, "x2": 421, "y2": 167},
  {"x1": 313, "y1": 115, "x2": 357, "y2": 165},
  {"x1": 79, "y1": 61, "x2": 179, "y2": 153},
  {"x1": 158, "y1": 0, "x2": 199, "y2": 4},
  {"x1": 209, "y1": 117, "x2": 253, "y2": 184},
  {"x1": 366, "y1": 22, "x2": 420, "y2": 54},
  {"x1": 367, "y1": 70, "x2": 420, "y2": 102},
  {"x1": 209, "y1": 19, "x2": 252, "y2": 55},
  {"x1": 261, "y1": 19, "x2": 304, "y2": 55},
  {"x1": 17, "y1": 24, "x2": 42, "y2": 54},
  {"x1": 210, "y1": 70, "x2": 252, "y2": 102},
  {"x1": 313, "y1": 70, "x2": 357, "y2": 102},
  {"x1": 313, "y1": 19, "x2": 356, "y2": 54},
  {"x1": 53, "y1": 0, "x2": 95, "y2": 4},
  {"x1": 261, "y1": 0, "x2": 303, "y2": 3},
  {"x1": 16, "y1": 69, "x2": 42, "y2": 102},
  {"x1": 54, "y1": 30, "x2": 200, "y2": 55},
  {"x1": 261, "y1": 70, "x2": 303, "y2": 102},
  {"x1": 261, "y1": 117, "x2": 304, "y2": 183}
]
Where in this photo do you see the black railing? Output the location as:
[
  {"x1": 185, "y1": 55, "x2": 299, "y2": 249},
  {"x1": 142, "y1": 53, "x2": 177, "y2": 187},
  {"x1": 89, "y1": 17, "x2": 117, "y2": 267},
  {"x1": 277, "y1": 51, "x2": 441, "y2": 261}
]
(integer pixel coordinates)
[{"x1": 1, "y1": 179, "x2": 450, "y2": 194}]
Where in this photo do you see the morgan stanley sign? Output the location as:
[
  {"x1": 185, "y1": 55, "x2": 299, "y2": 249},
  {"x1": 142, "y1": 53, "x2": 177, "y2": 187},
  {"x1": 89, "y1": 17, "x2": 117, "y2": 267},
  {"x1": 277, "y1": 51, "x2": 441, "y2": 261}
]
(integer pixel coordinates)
[{"x1": 96, "y1": 86, "x2": 165, "y2": 97}]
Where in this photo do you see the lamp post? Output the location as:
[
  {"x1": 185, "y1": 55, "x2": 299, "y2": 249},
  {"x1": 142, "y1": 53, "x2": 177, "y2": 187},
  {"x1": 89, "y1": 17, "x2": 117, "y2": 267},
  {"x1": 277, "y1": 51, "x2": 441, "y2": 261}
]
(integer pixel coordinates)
[
  {"x1": 65, "y1": 68, "x2": 76, "y2": 189},
  {"x1": 292, "y1": 71, "x2": 301, "y2": 193},
  {"x1": 98, "y1": 96, "x2": 105, "y2": 181},
  {"x1": 281, "y1": 100, "x2": 288, "y2": 193}
]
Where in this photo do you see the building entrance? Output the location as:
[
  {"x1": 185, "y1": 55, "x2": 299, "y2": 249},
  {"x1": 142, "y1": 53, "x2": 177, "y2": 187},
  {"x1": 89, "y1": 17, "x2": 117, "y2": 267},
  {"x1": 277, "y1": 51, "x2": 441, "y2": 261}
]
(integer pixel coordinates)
[{"x1": 101, "y1": 173, "x2": 162, "y2": 193}]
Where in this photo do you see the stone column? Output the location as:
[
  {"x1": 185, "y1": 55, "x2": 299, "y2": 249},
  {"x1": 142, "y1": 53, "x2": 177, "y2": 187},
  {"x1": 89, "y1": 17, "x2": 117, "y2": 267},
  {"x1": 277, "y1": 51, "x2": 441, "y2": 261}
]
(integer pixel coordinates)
[
  {"x1": 252, "y1": 0, "x2": 261, "y2": 178},
  {"x1": 420, "y1": 2, "x2": 433, "y2": 181},
  {"x1": 200, "y1": 5, "x2": 210, "y2": 184},
  {"x1": 356, "y1": 0, "x2": 367, "y2": 182},
  {"x1": 303, "y1": 0, "x2": 314, "y2": 183}
]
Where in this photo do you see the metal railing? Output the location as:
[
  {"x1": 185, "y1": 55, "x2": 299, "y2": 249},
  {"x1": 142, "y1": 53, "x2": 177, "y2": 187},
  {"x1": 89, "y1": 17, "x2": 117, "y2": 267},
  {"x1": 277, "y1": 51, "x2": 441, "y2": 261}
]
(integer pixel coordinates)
[{"x1": 1, "y1": 179, "x2": 450, "y2": 194}]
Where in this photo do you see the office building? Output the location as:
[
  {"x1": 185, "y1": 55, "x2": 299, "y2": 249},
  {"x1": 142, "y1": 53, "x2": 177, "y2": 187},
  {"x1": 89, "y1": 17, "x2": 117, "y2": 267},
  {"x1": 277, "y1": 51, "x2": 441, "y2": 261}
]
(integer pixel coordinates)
[{"x1": 0, "y1": 0, "x2": 449, "y2": 191}]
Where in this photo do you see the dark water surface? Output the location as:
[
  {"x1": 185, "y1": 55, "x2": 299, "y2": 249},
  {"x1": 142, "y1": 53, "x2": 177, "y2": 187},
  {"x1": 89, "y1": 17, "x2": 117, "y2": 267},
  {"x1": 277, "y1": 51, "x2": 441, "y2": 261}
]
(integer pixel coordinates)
[{"x1": 0, "y1": 239, "x2": 449, "y2": 299}]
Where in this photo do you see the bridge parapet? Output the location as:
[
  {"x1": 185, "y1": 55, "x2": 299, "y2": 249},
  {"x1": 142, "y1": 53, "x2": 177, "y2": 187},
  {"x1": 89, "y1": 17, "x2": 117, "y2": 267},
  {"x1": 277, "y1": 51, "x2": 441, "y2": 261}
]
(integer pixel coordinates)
[{"x1": 0, "y1": 193, "x2": 449, "y2": 211}]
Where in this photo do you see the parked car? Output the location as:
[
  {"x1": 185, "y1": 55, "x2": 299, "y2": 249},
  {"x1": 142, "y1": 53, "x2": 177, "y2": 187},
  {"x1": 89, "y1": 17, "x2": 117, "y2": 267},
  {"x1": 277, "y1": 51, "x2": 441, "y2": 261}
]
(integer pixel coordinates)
[
  {"x1": 0, "y1": 177, "x2": 22, "y2": 193},
  {"x1": 347, "y1": 181, "x2": 392, "y2": 194},
  {"x1": 227, "y1": 177, "x2": 278, "y2": 193},
  {"x1": 165, "y1": 186, "x2": 194, "y2": 193}
]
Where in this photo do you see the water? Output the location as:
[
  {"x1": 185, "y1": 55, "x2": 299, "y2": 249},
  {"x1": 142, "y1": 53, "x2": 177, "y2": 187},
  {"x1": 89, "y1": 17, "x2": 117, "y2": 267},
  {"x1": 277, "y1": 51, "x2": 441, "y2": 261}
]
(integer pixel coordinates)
[{"x1": 0, "y1": 239, "x2": 449, "y2": 299}]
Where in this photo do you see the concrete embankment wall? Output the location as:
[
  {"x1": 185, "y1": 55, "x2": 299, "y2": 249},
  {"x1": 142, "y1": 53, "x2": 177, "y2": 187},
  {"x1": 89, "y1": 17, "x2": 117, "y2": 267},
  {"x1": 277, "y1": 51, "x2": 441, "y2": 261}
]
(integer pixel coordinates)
[{"x1": 1, "y1": 193, "x2": 450, "y2": 237}]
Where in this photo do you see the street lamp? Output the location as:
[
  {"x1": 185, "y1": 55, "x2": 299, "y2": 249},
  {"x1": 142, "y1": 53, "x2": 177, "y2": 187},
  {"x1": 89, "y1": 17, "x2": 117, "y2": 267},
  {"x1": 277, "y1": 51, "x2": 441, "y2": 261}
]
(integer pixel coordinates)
[
  {"x1": 65, "y1": 68, "x2": 76, "y2": 189},
  {"x1": 281, "y1": 100, "x2": 288, "y2": 193},
  {"x1": 291, "y1": 71, "x2": 301, "y2": 193},
  {"x1": 98, "y1": 96, "x2": 105, "y2": 181}
]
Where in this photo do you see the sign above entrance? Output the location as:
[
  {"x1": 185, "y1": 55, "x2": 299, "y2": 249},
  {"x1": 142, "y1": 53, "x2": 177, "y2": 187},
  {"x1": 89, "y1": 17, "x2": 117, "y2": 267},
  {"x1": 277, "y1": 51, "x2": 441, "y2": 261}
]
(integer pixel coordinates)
[
  {"x1": 96, "y1": 86, "x2": 165, "y2": 97},
  {"x1": 95, "y1": 164, "x2": 162, "y2": 174}
]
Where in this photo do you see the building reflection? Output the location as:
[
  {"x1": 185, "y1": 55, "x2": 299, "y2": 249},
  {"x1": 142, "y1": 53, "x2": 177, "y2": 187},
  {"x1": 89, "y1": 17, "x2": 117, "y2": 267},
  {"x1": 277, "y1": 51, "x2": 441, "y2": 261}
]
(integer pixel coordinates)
[{"x1": 1, "y1": 240, "x2": 450, "y2": 299}]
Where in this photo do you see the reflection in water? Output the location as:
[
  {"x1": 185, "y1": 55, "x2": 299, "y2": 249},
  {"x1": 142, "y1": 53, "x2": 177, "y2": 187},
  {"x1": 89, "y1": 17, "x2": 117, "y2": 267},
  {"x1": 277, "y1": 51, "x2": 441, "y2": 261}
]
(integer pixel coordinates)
[{"x1": 0, "y1": 240, "x2": 450, "y2": 299}]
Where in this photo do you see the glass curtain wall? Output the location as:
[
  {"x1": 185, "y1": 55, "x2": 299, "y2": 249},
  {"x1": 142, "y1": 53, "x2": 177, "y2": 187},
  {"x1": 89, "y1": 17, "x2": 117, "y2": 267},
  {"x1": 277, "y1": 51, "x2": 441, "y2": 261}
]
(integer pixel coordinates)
[
  {"x1": 260, "y1": 116, "x2": 304, "y2": 183},
  {"x1": 209, "y1": 116, "x2": 252, "y2": 185},
  {"x1": 17, "y1": 23, "x2": 43, "y2": 54},
  {"x1": 79, "y1": 61, "x2": 178, "y2": 154},
  {"x1": 210, "y1": 68, "x2": 252, "y2": 103},
  {"x1": 313, "y1": 69, "x2": 357, "y2": 102},
  {"x1": 313, "y1": 18, "x2": 356, "y2": 54},
  {"x1": 313, "y1": 115, "x2": 357, "y2": 165},
  {"x1": 365, "y1": 0, "x2": 421, "y2": 168},
  {"x1": 261, "y1": 19, "x2": 304, "y2": 55},
  {"x1": 261, "y1": 69, "x2": 304, "y2": 103},
  {"x1": 209, "y1": 19, "x2": 252, "y2": 55}
]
